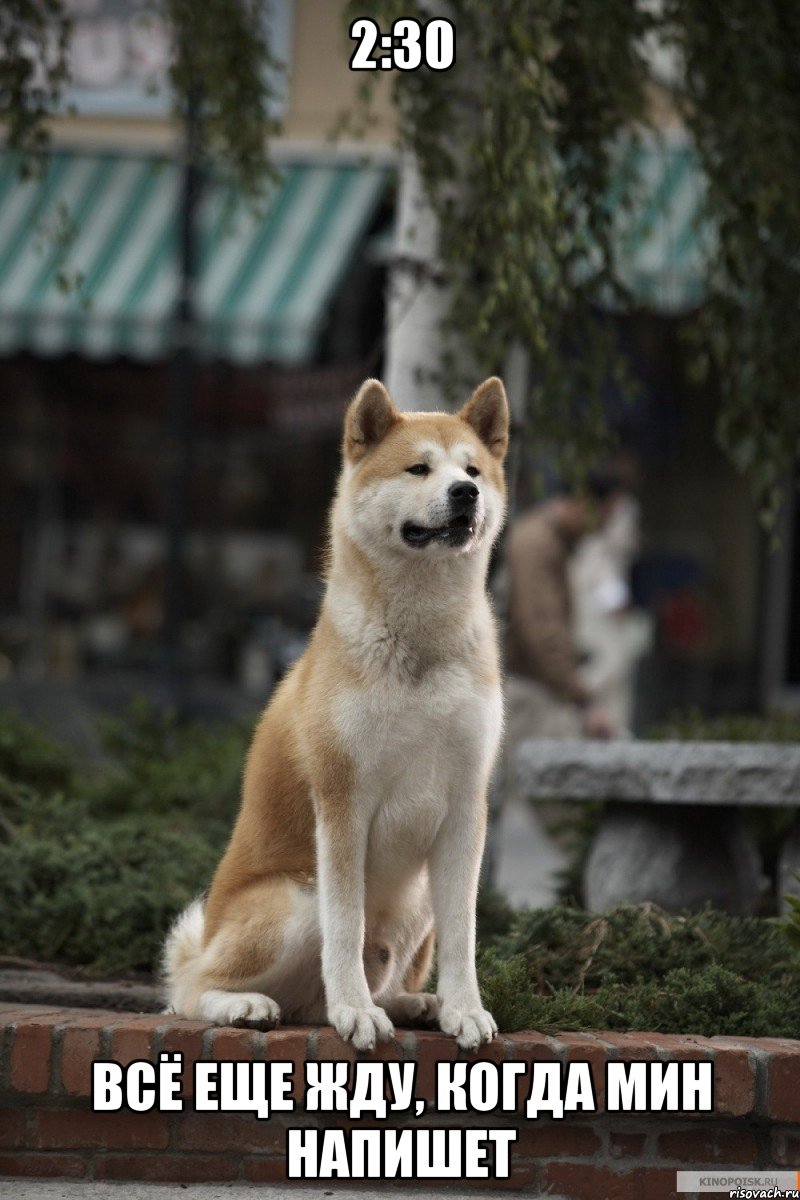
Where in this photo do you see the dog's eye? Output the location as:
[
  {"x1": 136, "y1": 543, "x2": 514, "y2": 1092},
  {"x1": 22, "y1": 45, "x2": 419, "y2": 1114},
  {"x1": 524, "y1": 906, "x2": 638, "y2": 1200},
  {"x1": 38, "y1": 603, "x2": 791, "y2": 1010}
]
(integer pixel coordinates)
[
  {"x1": 466, "y1": 465, "x2": 480, "y2": 478},
  {"x1": 406, "y1": 463, "x2": 430, "y2": 476}
]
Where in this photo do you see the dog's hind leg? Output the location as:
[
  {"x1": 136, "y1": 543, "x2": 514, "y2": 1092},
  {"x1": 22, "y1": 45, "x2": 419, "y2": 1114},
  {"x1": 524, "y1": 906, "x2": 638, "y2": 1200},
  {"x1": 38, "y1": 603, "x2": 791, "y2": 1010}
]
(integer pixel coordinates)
[
  {"x1": 403, "y1": 925, "x2": 436, "y2": 993},
  {"x1": 381, "y1": 925, "x2": 439, "y2": 1026},
  {"x1": 198, "y1": 988, "x2": 281, "y2": 1028},
  {"x1": 164, "y1": 876, "x2": 323, "y2": 1027}
]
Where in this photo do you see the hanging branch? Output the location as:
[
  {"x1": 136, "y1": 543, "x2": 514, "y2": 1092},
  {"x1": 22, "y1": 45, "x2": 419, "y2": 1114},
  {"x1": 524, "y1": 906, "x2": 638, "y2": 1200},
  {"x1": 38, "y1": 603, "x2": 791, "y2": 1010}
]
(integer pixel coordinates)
[
  {"x1": 348, "y1": 0, "x2": 654, "y2": 486},
  {"x1": 165, "y1": 0, "x2": 282, "y2": 195},
  {"x1": 348, "y1": 0, "x2": 800, "y2": 518},
  {"x1": 1, "y1": 0, "x2": 283, "y2": 196},
  {"x1": 664, "y1": 0, "x2": 800, "y2": 529},
  {"x1": 0, "y1": 0, "x2": 72, "y2": 168}
]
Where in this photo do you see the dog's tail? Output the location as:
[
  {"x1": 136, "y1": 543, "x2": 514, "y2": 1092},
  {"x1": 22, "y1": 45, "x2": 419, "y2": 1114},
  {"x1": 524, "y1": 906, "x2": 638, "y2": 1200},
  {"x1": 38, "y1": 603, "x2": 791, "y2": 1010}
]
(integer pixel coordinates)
[{"x1": 161, "y1": 897, "x2": 205, "y2": 1014}]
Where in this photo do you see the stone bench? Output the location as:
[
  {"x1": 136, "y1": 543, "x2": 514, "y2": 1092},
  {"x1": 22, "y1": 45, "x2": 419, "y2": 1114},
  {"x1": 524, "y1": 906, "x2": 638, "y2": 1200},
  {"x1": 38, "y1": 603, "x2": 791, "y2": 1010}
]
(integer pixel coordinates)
[{"x1": 515, "y1": 740, "x2": 800, "y2": 914}]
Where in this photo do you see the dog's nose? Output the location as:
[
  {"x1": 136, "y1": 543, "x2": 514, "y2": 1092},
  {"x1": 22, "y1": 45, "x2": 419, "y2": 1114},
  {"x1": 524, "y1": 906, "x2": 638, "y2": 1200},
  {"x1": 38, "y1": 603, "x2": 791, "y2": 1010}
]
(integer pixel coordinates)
[{"x1": 448, "y1": 480, "x2": 479, "y2": 508}]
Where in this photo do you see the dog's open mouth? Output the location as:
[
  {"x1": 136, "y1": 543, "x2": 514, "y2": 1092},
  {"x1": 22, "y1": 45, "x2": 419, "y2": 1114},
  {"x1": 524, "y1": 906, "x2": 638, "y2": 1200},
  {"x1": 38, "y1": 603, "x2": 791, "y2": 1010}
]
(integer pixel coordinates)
[{"x1": 401, "y1": 513, "x2": 476, "y2": 548}]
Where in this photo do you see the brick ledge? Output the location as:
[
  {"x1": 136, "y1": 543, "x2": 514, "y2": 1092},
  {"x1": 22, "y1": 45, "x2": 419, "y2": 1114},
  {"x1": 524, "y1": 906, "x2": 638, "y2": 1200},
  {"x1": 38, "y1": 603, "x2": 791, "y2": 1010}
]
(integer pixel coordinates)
[{"x1": 2, "y1": 1003, "x2": 799, "y2": 1196}]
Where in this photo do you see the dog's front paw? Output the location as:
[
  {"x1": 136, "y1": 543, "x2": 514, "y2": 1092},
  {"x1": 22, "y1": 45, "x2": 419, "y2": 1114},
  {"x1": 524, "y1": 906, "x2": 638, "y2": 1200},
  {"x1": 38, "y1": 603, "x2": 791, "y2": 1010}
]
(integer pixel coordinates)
[
  {"x1": 438, "y1": 1002, "x2": 497, "y2": 1050},
  {"x1": 384, "y1": 992, "x2": 439, "y2": 1025},
  {"x1": 329, "y1": 1003, "x2": 394, "y2": 1051}
]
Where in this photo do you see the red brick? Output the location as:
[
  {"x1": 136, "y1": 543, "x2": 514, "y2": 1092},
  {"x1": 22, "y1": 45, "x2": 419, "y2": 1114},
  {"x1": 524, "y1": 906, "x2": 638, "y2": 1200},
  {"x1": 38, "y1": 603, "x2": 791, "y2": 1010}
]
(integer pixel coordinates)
[
  {"x1": 656, "y1": 1036, "x2": 754, "y2": 1119},
  {"x1": 176, "y1": 1112, "x2": 283, "y2": 1154},
  {"x1": 106, "y1": 1026, "x2": 153, "y2": 1069},
  {"x1": 60, "y1": 1024, "x2": 104, "y2": 1097},
  {"x1": 0, "y1": 1108, "x2": 25, "y2": 1149},
  {"x1": 768, "y1": 1046, "x2": 800, "y2": 1123},
  {"x1": 30, "y1": 1107, "x2": 170, "y2": 1151},
  {"x1": 211, "y1": 1026, "x2": 258, "y2": 1061},
  {"x1": 541, "y1": 1163, "x2": 680, "y2": 1200},
  {"x1": 366, "y1": 1033, "x2": 405, "y2": 1062},
  {"x1": 713, "y1": 1047, "x2": 756, "y2": 1118},
  {"x1": 712, "y1": 1036, "x2": 786, "y2": 1119},
  {"x1": 0, "y1": 1152, "x2": 86, "y2": 1178},
  {"x1": 264, "y1": 1026, "x2": 310, "y2": 1055},
  {"x1": 310, "y1": 1025, "x2": 409, "y2": 1065},
  {"x1": 414, "y1": 1030, "x2": 457, "y2": 1102},
  {"x1": 505, "y1": 1031, "x2": 560, "y2": 1062},
  {"x1": 244, "y1": 1156, "x2": 290, "y2": 1182},
  {"x1": 112, "y1": 1014, "x2": 172, "y2": 1029},
  {"x1": 715, "y1": 1036, "x2": 800, "y2": 1053},
  {"x1": 55, "y1": 1008, "x2": 121, "y2": 1024},
  {"x1": 462, "y1": 1161, "x2": 538, "y2": 1190},
  {"x1": 462, "y1": 1034, "x2": 506, "y2": 1065},
  {"x1": 94, "y1": 1153, "x2": 239, "y2": 1182},
  {"x1": 608, "y1": 1130, "x2": 647, "y2": 1159},
  {"x1": 772, "y1": 1129, "x2": 800, "y2": 1166},
  {"x1": 657, "y1": 1127, "x2": 758, "y2": 1164},
  {"x1": 107, "y1": 1016, "x2": 167, "y2": 1069},
  {"x1": 540, "y1": 1162, "x2": 641, "y2": 1200},
  {"x1": 9, "y1": 1015, "x2": 63, "y2": 1093},
  {"x1": 649, "y1": 1033, "x2": 714, "y2": 1056},
  {"x1": 393, "y1": 1029, "x2": 418, "y2": 1058},
  {"x1": 557, "y1": 1033, "x2": 609, "y2": 1113},
  {"x1": 641, "y1": 1165, "x2": 683, "y2": 1200},
  {"x1": 56, "y1": 1012, "x2": 123, "y2": 1097},
  {"x1": 114, "y1": 1014, "x2": 174, "y2": 1032},
  {"x1": 336, "y1": 1113, "x2": 398, "y2": 1131},
  {"x1": 0, "y1": 1005, "x2": 65, "y2": 1023},
  {"x1": 651, "y1": 1036, "x2": 716, "y2": 1067},
  {"x1": 264, "y1": 1028, "x2": 309, "y2": 1104},
  {"x1": 53, "y1": 1007, "x2": 118, "y2": 1020},
  {"x1": 594, "y1": 1032, "x2": 658, "y2": 1060},
  {"x1": 315, "y1": 1026, "x2": 356, "y2": 1064},
  {"x1": 517, "y1": 1123, "x2": 601, "y2": 1158},
  {"x1": 644, "y1": 1038, "x2": 715, "y2": 1122},
  {"x1": 1, "y1": 1003, "x2": 107, "y2": 1022},
  {"x1": 161, "y1": 1021, "x2": 209, "y2": 1098}
]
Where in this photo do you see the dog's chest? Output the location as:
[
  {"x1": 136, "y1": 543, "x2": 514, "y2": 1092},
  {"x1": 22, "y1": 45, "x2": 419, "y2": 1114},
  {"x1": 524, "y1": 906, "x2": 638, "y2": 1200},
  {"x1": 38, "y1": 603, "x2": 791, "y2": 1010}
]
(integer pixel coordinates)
[
  {"x1": 335, "y1": 659, "x2": 495, "y2": 774},
  {"x1": 332, "y1": 660, "x2": 501, "y2": 877}
]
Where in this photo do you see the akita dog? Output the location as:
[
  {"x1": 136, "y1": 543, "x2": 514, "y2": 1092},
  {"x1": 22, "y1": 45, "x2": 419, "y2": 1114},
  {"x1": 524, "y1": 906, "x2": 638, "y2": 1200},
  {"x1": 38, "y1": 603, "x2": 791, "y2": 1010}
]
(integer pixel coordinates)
[{"x1": 163, "y1": 376, "x2": 509, "y2": 1050}]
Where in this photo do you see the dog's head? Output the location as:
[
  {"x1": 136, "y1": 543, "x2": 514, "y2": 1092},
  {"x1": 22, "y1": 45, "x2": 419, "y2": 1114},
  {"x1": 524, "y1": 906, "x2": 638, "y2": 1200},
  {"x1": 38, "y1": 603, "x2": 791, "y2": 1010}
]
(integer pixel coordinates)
[{"x1": 336, "y1": 377, "x2": 509, "y2": 562}]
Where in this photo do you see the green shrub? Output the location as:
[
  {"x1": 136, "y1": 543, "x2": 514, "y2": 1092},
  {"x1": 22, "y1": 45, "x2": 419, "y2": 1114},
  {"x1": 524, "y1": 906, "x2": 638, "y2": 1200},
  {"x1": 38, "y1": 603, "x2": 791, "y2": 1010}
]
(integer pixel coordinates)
[
  {"x1": 479, "y1": 960, "x2": 800, "y2": 1040},
  {"x1": 475, "y1": 900, "x2": 800, "y2": 1037},
  {"x1": 648, "y1": 707, "x2": 800, "y2": 743},
  {"x1": 0, "y1": 700, "x2": 246, "y2": 975},
  {"x1": 0, "y1": 707, "x2": 74, "y2": 790},
  {"x1": 493, "y1": 903, "x2": 795, "y2": 989},
  {"x1": 785, "y1": 873, "x2": 800, "y2": 954},
  {"x1": 89, "y1": 697, "x2": 248, "y2": 819},
  {"x1": 0, "y1": 814, "x2": 226, "y2": 974}
]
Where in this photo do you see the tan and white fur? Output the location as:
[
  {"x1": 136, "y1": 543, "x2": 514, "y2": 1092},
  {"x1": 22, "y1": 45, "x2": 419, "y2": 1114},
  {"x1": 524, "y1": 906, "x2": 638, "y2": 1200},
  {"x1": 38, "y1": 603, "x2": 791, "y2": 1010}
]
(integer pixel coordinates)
[{"x1": 163, "y1": 376, "x2": 510, "y2": 1051}]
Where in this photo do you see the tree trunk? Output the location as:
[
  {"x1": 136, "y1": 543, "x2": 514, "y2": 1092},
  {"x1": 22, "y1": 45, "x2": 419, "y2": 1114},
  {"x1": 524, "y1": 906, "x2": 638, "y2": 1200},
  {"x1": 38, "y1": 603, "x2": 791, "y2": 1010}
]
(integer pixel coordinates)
[{"x1": 383, "y1": 152, "x2": 451, "y2": 412}]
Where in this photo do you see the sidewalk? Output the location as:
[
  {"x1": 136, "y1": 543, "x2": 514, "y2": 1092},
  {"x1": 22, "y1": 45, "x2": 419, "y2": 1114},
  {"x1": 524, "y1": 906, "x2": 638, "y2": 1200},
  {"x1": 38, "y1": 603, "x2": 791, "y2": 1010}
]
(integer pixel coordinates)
[{"x1": 1, "y1": 1184, "x2": 517, "y2": 1200}]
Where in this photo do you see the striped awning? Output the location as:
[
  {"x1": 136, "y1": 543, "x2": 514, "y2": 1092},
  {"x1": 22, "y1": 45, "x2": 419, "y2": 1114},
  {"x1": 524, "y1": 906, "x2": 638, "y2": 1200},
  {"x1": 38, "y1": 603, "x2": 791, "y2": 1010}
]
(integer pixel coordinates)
[
  {"x1": 0, "y1": 151, "x2": 390, "y2": 363},
  {"x1": 611, "y1": 133, "x2": 711, "y2": 313}
]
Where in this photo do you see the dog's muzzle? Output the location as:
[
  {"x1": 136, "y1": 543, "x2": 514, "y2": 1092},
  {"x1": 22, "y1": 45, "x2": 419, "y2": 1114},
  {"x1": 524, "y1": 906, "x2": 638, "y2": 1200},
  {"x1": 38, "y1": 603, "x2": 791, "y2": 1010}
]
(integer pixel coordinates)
[{"x1": 401, "y1": 482, "x2": 480, "y2": 548}]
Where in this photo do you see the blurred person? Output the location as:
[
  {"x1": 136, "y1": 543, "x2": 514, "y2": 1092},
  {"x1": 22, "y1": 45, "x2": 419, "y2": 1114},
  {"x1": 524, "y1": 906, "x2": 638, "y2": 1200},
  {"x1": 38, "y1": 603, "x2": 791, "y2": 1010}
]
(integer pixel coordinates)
[
  {"x1": 488, "y1": 469, "x2": 628, "y2": 908},
  {"x1": 570, "y1": 489, "x2": 653, "y2": 732},
  {"x1": 484, "y1": 468, "x2": 628, "y2": 907},
  {"x1": 503, "y1": 468, "x2": 628, "y2": 743}
]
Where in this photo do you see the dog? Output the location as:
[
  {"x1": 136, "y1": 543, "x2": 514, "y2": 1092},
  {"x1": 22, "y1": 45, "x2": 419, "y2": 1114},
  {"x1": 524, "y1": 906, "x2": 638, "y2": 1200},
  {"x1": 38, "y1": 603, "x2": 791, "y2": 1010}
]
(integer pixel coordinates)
[{"x1": 163, "y1": 375, "x2": 509, "y2": 1050}]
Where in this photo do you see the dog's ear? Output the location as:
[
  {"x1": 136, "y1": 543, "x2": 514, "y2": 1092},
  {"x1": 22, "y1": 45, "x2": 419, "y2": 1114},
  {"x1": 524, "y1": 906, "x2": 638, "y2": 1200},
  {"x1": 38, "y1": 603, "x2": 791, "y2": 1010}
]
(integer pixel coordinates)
[
  {"x1": 459, "y1": 377, "x2": 509, "y2": 460},
  {"x1": 344, "y1": 379, "x2": 400, "y2": 462}
]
